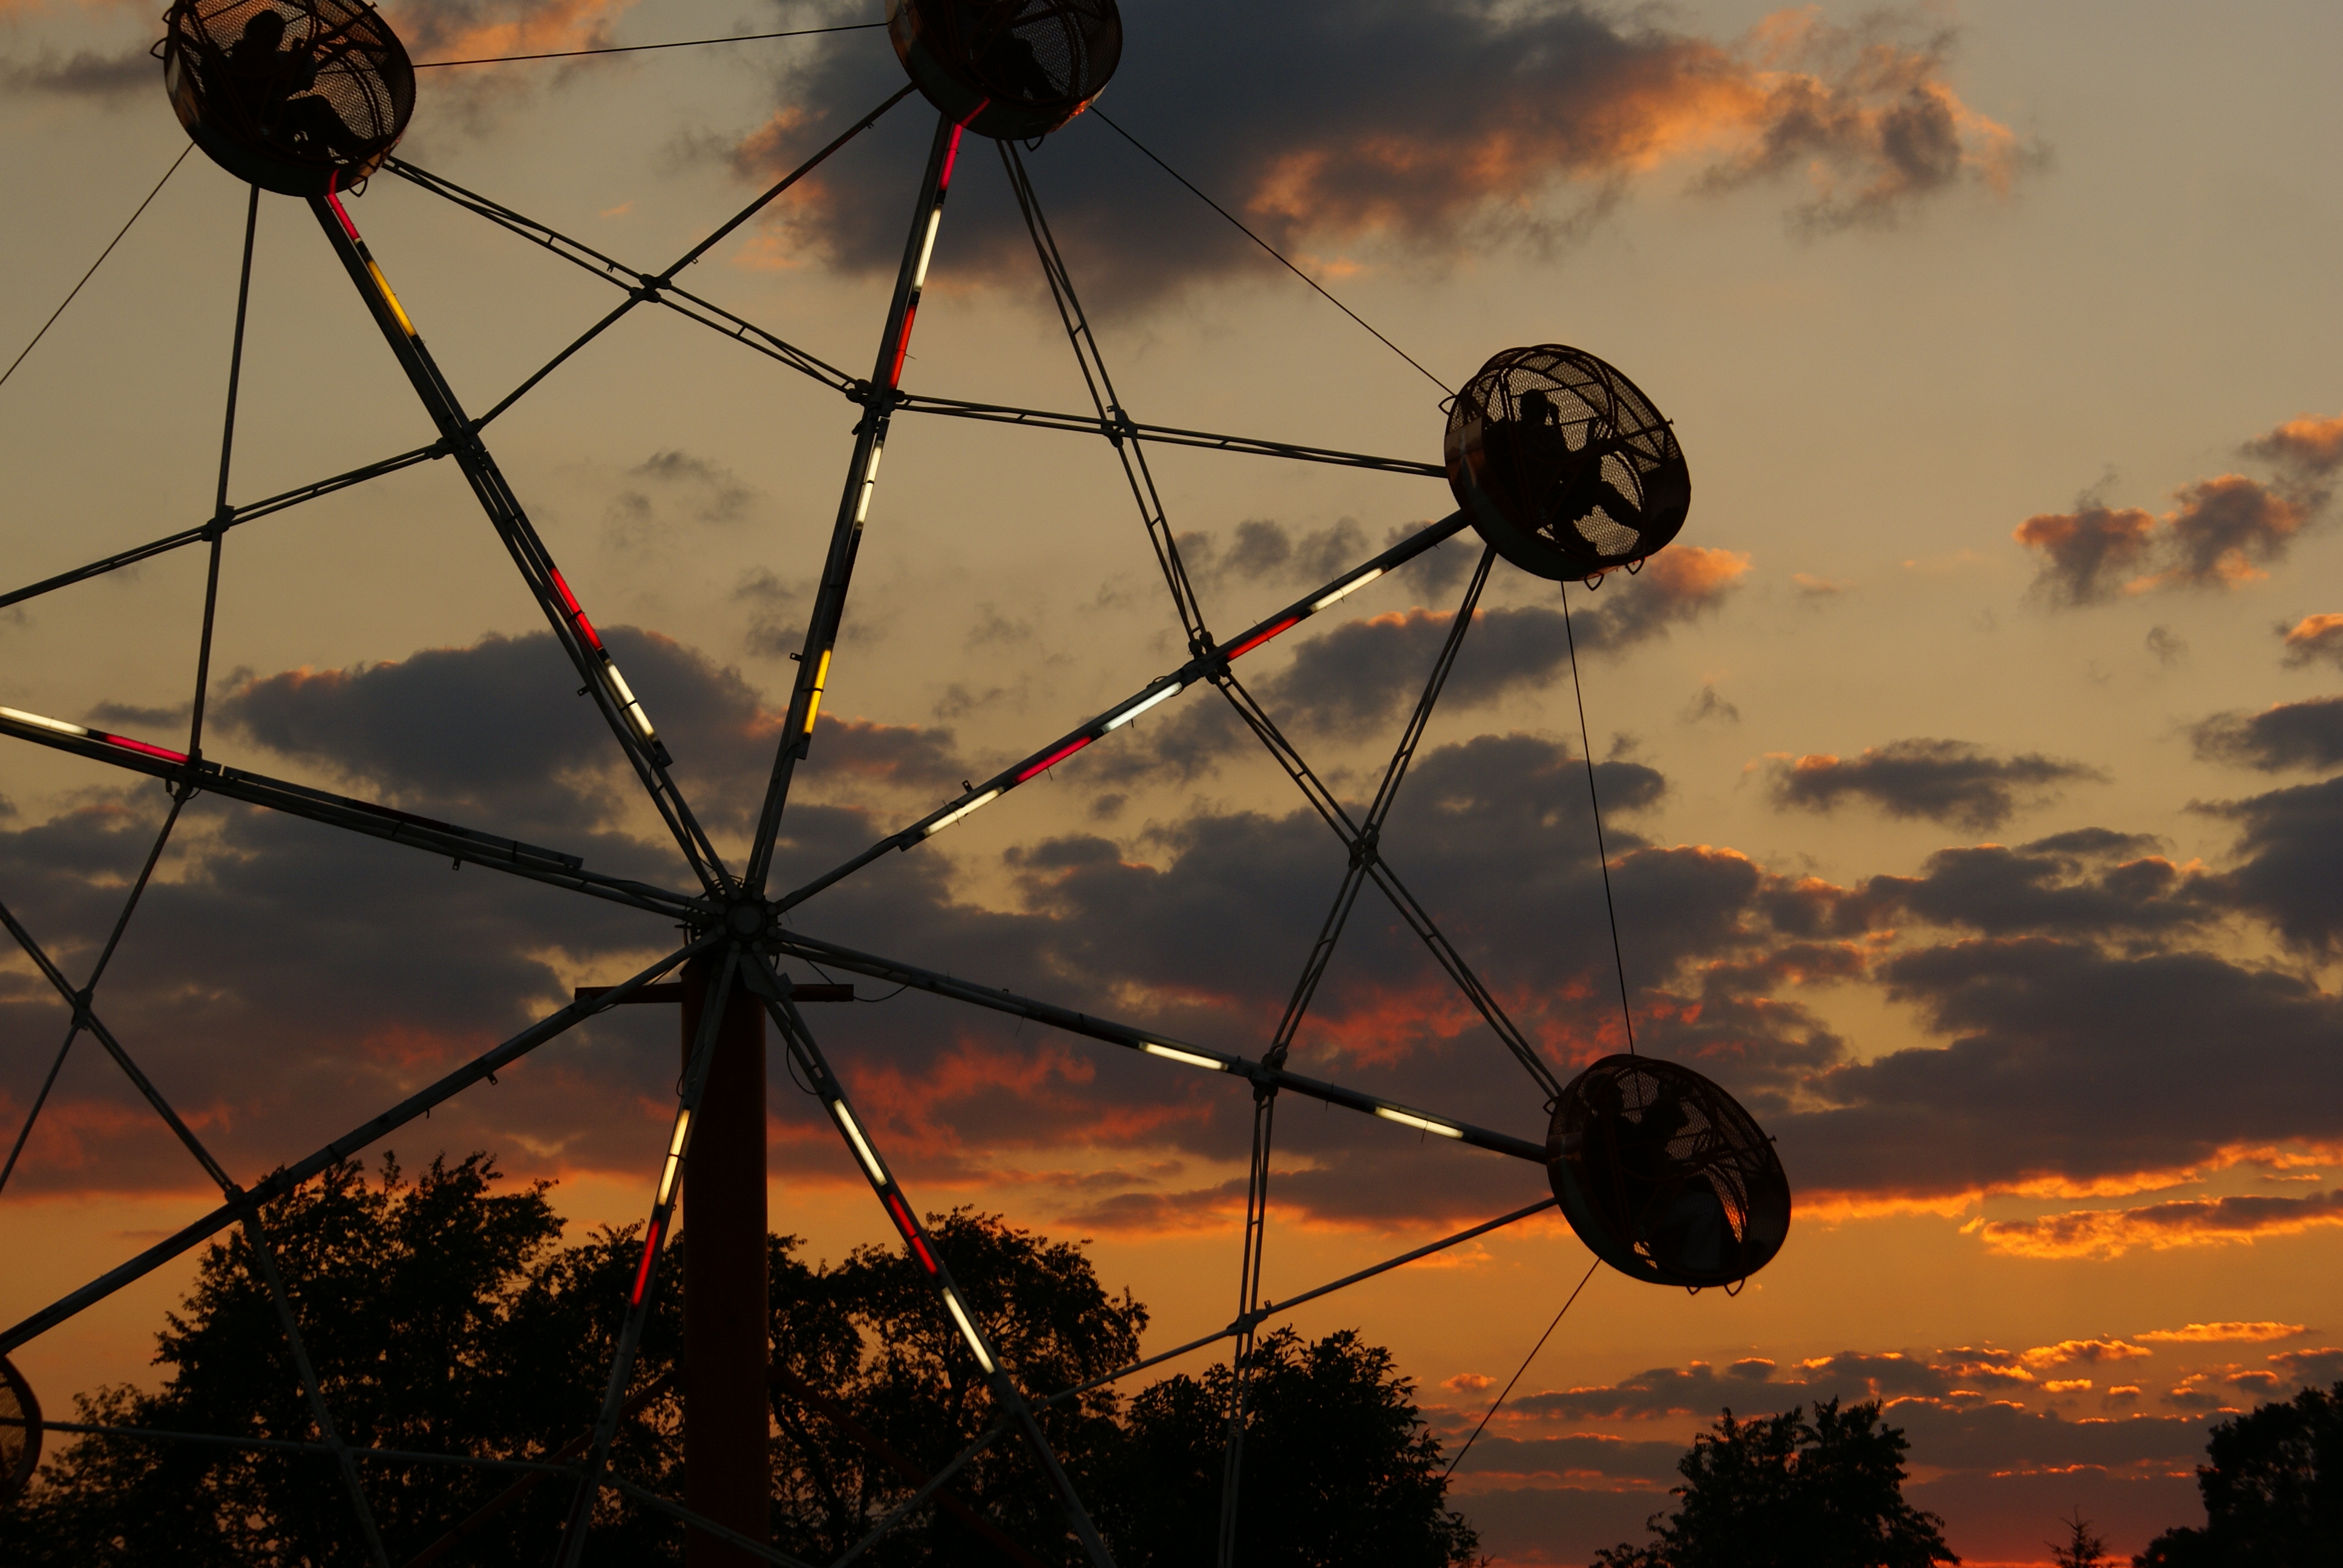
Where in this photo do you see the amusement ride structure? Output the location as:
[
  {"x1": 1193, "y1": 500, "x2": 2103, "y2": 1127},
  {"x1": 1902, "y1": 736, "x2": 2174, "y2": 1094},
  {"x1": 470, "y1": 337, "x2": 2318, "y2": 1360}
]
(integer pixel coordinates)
[{"x1": 0, "y1": 1, "x2": 1790, "y2": 1562}]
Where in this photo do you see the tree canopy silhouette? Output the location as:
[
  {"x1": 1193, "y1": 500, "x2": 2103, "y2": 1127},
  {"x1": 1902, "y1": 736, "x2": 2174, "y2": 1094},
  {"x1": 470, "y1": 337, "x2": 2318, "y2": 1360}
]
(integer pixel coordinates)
[
  {"x1": 1593, "y1": 1398, "x2": 1958, "y2": 1568},
  {"x1": 2132, "y1": 1381, "x2": 2341, "y2": 1568},
  {"x1": 0, "y1": 1152, "x2": 1479, "y2": 1566}
]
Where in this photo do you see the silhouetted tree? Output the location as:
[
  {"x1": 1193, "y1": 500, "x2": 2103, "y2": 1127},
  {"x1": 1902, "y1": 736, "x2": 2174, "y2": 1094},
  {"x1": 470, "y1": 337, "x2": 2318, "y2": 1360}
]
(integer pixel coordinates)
[
  {"x1": 0, "y1": 1157, "x2": 1475, "y2": 1567},
  {"x1": 1097, "y1": 1325, "x2": 1481, "y2": 1568},
  {"x1": 2132, "y1": 1382, "x2": 2341, "y2": 1568},
  {"x1": 1593, "y1": 1398, "x2": 1957, "y2": 1568},
  {"x1": 0, "y1": 1153, "x2": 681, "y2": 1565},
  {"x1": 2050, "y1": 1508, "x2": 2109, "y2": 1567}
]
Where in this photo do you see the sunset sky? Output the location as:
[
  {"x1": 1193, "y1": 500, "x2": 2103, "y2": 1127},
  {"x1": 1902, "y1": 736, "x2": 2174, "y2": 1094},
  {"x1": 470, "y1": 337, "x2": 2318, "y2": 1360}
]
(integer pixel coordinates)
[{"x1": 4, "y1": 1, "x2": 2341, "y2": 1562}]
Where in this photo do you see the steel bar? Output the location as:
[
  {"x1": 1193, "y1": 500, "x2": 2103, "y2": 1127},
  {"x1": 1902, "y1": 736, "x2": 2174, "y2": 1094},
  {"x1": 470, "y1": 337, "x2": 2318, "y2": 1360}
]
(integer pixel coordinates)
[
  {"x1": 605, "y1": 1475, "x2": 823, "y2": 1568},
  {"x1": 1004, "y1": 143, "x2": 1211, "y2": 652},
  {"x1": 745, "y1": 114, "x2": 966, "y2": 893},
  {"x1": 187, "y1": 182, "x2": 258, "y2": 766},
  {"x1": 1213, "y1": 674, "x2": 1562, "y2": 1100},
  {"x1": 0, "y1": 711, "x2": 701, "y2": 920},
  {"x1": 306, "y1": 185, "x2": 732, "y2": 897},
  {"x1": 888, "y1": 391, "x2": 1446, "y2": 477},
  {"x1": 1215, "y1": 1093, "x2": 1275, "y2": 1568},
  {"x1": 768, "y1": 932, "x2": 1549, "y2": 1166},
  {"x1": 0, "y1": 442, "x2": 444, "y2": 612},
  {"x1": 746, "y1": 959, "x2": 1119, "y2": 1568},
  {"x1": 555, "y1": 947, "x2": 742, "y2": 1567},
  {"x1": 768, "y1": 1361, "x2": 1052, "y2": 1568},
  {"x1": 827, "y1": 1422, "x2": 1011, "y2": 1568},
  {"x1": 1263, "y1": 544, "x2": 1496, "y2": 1065},
  {"x1": 401, "y1": 1372, "x2": 675, "y2": 1568},
  {"x1": 772, "y1": 511, "x2": 1472, "y2": 913},
  {"x1": 0, "y1": 1021, "x2": 77, "y2": 1198},
  {"x1": 0, "y1": 935, "x2": 715, "y2": 1356},
  {"x1": 1040, "y1": 1197, "x2": 1559, "y2": 1411}
]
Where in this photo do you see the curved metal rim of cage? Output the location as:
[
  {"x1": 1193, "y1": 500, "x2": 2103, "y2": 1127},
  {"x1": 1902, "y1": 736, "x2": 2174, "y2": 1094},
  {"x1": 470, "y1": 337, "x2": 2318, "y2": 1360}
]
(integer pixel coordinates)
[
  {"x1": 888, "y1": 0, "x2": 1122, "y2": 142},
  {"x1": 1544, "y1": 1053, "x2": 1791, "y2": 1290},
  {"x1": 163, "y1": 0, "x2": 416, "y2": 198},
  {"x1": 0, "y1": 1351, "x2": 42, "y2": 1501},
  {"x1": 1444, "y1": 343, "x2": 1691, "y2": 583}
]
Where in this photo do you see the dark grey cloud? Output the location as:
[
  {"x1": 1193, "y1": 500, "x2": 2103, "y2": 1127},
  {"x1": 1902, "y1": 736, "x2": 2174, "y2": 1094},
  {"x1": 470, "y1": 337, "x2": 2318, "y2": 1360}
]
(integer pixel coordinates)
[
  {"x1": 1176, "y1": 518, "x2": 1369, "y2": 601},
  {"x1": 2194, "y1": 776, "x2": 2343, "y2": 955},
  {"x1": 1, "y1": 48, "x2": 155, "y2": 100},
  {"x1": 2012, "y1": 500, "x2": 2154, "y2": 607},
  {"x1": 729, "y1": 1, "x2": 2037, "y2": 309},
  {"x1": 2191, "y1": 696, "x2": 2343, "y2": 774},
  {"x1": 1768, "y1": 739, "x2": 2103, "y2": 831},
  {"x1": 1852, "y1": 832, "x2": 2212, "y2": 941},
  {"x1": 615, "y1": 449, "x2": 761, "y2": 530},
  {"x1": 1681, "y1": 683, "x2": 1740, "y2": 724},
  {"x1": 2240, "y1": 413, "x2": 2343, "y2": 480},
  {"x1": 2279, "y1": 613, "x2": 2343, "y2": 670}
]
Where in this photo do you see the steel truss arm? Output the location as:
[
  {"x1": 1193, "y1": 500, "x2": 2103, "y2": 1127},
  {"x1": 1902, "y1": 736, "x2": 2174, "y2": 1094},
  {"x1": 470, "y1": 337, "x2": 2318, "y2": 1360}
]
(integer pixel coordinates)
[
  {"x1": 1038, "y1": 1196, "x2": 1559, "y2": 1411},
  {"x1": 1263, "y1": 544, "x2": 1496, "y2": 1066},
  {"x1": 768, "y1": 932, "x2": 1548, "y2": 1166},
  {"x1": 0, "y1": 709, "x2": 700, "y2": 920},
  {"x1": 0, "y1": 442, "x2": 444, "y2": 612},
  {"x1": 773, "y1": 511, "x2": 1471, "y2": 911},
  {"x1": 306, "y1": 188, "x2": 731, "y2": 895},
  {"x1": 743, "y1": 954, "x2": 1118, "y2": 1568},
  {"x1": 0, "y1": 934, "x2": 715, "y2": 1357},
  {"x1": 888, "y1": 391, "x2": 1446, "y2": 479},
  {"x1": 746, "y1": 114, "x2": 968, "y2": 893}
]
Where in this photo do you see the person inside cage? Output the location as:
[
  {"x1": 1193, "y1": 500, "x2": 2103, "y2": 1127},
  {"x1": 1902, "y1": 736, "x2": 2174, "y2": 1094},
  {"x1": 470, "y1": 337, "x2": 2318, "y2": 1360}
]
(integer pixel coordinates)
[{"x1": 222, "y1": 8, "x2": 361, "y2": 163}]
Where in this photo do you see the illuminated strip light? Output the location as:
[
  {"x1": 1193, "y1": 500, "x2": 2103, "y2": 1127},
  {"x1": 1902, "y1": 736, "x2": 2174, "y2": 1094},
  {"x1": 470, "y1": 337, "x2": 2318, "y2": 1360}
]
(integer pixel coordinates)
[
  {"x1": 911, "y1": 209, "x2": 944, "y2": 292},
  {"x1": 802, "y1": 648, "x2": 833, "y2": 733},
  {"x1": 364, "y1": 261, "x2": 417, "y2": 338},
  {"x1": 919, "y1": 788, "x2": 1000, "y2": 840},
  {"x1": 851, "y1": 440, "x2": 886, "y2": 525},
  {"x1": 548, "y1": 569, "x2": 661, "y2": 743},
  {"x1": 1141, "y1": 1041, "x2": 1224, "y2": 1071},
  {"x1": 629, "y1": 1217, "x2": 664, "y2": 1304},
  {"x1": 657, "y1": 1108, "x2": 691, "y2": 1203},
  {"x1": 883, "y1": 125, "x2": 963, "y2": 388},
  {"x1": 1103, "y1": 681, "x2": 1182, "y2": 732},
  {"x1": 1014, "y1": 735, "x2": 1092, "y2": 783},
  {"x1": 1225, "y1": 616, "x2": 1299, "y2": 661},
  {"x1": 1309, "y1": 566, "x2": 1384, "y2": 613},
  {"x1": 884, "y1": 1192, "x2": 937, "y2": 1273},
  {"x1": 832, "y1": 1102, "x2": 888, "y2": 1185},
  {"x1": 600, "y1": 659, "x2": 658, "y2": 742},
  {"x1": 548, "y1": 569, "x2": 605, "y2": 650},
  {"x1": 1, "y1": 706, "x2": 187, "y2": 764},
  {"x1": 1374, "y1": 1106, "x2": 1464, "y2": 1139},
  {"x1": 941, "y1": 1287, "x2": 996, "y2": 1373}
]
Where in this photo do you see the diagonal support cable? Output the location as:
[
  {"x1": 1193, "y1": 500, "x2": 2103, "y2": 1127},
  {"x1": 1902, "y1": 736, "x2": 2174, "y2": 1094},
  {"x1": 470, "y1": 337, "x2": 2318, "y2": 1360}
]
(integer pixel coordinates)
[
  {"x1": 1002, "y1": 143, "x2": 1212, "y2": 653},
  {"x1": 828, "y1": 1421, "x2": 1012, "y2": 1568},
  {"x1": 1262, "y1": 544, "x2": 1496, "y2": 1065},
  {"x1": 0, "y1": 935, "x2": 713, "y2": 1356},
  {"x1": 304, "y1": 183, "x2": 732, "y2": 897},
  {"x1": 188, "y1": 183, "x2": 258, "y2": 768},
  {"x1": 1214, "y1": 1089, "x2": 1276, "y2": 1568},
  {"x1": 744, "y1": 955, "x2": 1119, "y2": 1568},
  {"x1": 552, "y1": 946, "x2": 742, "y2": 1567},
  {"x1": 746, "y1": 113, "x2": 968, "y2": 893}
]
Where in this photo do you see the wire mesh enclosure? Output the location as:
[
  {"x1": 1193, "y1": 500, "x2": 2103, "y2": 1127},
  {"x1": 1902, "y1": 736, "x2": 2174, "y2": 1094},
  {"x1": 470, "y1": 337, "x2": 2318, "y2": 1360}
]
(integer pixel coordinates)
[
  {"x1": 163, "y1": 0, "x2": 415, "y2": 196},
  {"x1": 1546, "y1": 1054, "x2": 1791, "y2": 1289},
  {"x1": 0, "y1": 1354, "x2": 39, "y2": 1503},
  {"x1": 1444, "y1": 344, "x2": 1691, "y2": 581},
  {"x1": 888, "y1": 0, "x2": 1122, "y2": 141}
]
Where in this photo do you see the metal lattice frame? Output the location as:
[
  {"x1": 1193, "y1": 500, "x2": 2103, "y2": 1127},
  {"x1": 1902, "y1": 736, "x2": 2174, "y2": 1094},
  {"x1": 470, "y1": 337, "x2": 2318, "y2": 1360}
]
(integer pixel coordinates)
[{"x1": 0, "y1": 83, "x2": 1583, "y2": 1567}]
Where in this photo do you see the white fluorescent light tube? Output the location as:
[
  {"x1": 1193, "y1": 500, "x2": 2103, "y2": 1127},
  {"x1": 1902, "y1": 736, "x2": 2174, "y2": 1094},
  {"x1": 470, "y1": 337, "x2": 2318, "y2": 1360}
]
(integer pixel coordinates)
[
  {"x1": 1141, "y1": 1041, "x2": 1224, "y2": 1071},
  {"x1": 0, "y1": 707, "x2": 90, "y2": 739},
  {"x1": 1309, "y1": 567, "x2": 1384, "y2": 614},
  {"x1": 942, "y1": 1288, "x2": 995, "y2": 1372},
  {"x1": 920, "y1": 788, "x2": 1000, "y2": 838},
  {"x1": 1374, "y1": 1106, "x2": 1463, "y2": 1138},
  {"x1": 912, "y1": 211, "x2": 943, "y2": 290},
  {"x1": 657, "y1": 1154, "x2": 681, "y2": 1205},
  {"x1": 1103, "y1": 682, "x2": 1183, "y2": 731},
  {"x1": 833, "y1": 1102, "x2": 888, "y2": 1185},
  {"x1": 668, "y1": 1109, "x2": 692, "y2": 1157}
]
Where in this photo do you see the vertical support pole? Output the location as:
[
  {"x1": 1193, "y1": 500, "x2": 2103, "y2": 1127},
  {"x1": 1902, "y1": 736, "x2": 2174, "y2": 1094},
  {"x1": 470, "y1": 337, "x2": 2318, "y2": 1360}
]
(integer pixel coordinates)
[{"x1": 680, "y1": 953, "x2": 771, "y2": 1565}]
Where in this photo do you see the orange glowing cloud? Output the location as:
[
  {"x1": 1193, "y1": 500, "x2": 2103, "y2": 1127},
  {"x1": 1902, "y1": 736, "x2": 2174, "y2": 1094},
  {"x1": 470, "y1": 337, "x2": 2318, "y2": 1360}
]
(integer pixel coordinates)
[
  {"x1": 1971, "y1": 1188, "x2": 2343, "y2": 1259},
  {"x1": 2281, "y1": 612, "x2": 2343, "y2": 670},
  {"x1": 2136, "y1": 1322, "x2": 2310, "y2": 1344}
]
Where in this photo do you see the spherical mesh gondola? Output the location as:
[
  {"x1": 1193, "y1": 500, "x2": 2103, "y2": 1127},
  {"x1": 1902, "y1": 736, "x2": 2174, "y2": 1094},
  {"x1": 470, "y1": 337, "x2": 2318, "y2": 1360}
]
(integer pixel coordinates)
[
  {"x1": 163, "y1": 0, "x2": 415, "y2": 197},
  {"x1": 1547, "y1": 1054, "x2": 1789, "y2": 1289},
  {"x1": 1445, "y1": 344, "x2": 1691, "y2": 580},
  {"x1": 888, "y1": 0, "x2": 1121, "y2": 142},
  {"x1": 0, "y1": 1354, "x2": 40, "y2": 1503}
]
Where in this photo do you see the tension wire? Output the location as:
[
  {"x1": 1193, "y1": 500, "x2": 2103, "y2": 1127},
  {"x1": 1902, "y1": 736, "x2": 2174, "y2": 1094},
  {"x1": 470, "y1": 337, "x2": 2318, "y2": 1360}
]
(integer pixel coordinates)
[
  {"x1": 1559, "y1": 580, "x2": 1636, "y2": 1054},
  {"x1": 1443, "y1": 1256, "x2": 1598, "y2": 1478},
  {"x1": 1, "y1": 146, "x2": 191, "y2": 394},
  {"x1": 413, "y1": 21, "x2": 885, "y2": 68}
]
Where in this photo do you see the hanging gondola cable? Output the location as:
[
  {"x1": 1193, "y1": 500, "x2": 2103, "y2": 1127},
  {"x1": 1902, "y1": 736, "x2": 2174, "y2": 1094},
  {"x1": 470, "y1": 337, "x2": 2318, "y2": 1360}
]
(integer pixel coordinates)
[
  {"x1": 412, "y1": 21, "x2": 886, "y2": 67},
  {"x1": 1559, "y1": 581, "x2": 1636, "y2": 1053},
  {"x1": 1444, "y1": 1256, "x2": 1598, "y2": 1477},
  {"x1": 1, "y1": 146, "x2": 191, "y2": 393}
]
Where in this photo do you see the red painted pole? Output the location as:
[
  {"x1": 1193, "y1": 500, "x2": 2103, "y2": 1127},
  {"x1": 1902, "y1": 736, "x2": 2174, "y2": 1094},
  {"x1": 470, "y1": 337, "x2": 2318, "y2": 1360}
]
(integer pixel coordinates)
[{"x1": 679, "y1": 953, "x2": 770, "y2": 1564}]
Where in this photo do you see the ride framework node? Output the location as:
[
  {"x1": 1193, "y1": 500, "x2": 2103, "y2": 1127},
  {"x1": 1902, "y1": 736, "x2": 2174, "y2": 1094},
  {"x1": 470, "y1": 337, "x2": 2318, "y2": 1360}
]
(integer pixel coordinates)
[{"x1": 0, "y1": 4, "x2": 1784, "y2": 1563}]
